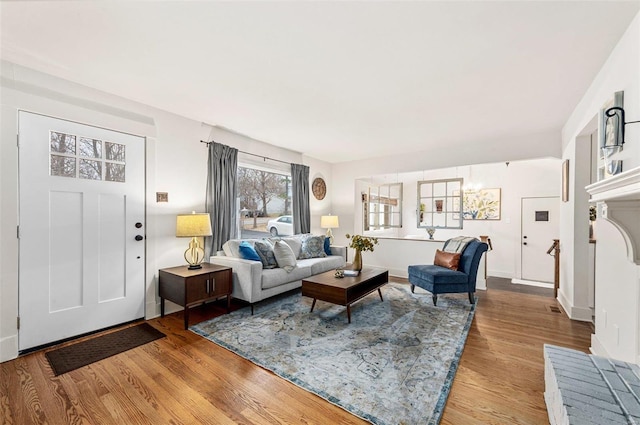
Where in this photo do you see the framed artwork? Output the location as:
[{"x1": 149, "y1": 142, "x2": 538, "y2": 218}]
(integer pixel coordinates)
[
  {"x1": 562, "y1": 159, "x2": 569, "y2": 202},
  {"x1": 463, "y1": 188, "x2": 501, "y2": 220}
]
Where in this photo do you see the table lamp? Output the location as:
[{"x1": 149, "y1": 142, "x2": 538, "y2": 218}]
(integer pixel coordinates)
[
  {"x1": 320, "y1": 215, "x2": 339, "y2": 244},
  {"x1": 176, "y1": 212, "x2": 212, "y2": 269}
]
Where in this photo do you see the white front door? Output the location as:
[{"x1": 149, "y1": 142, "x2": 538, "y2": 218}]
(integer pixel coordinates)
[
  {"x1": 18, "y1": 111, "x2": 146, "y2": 351},
  {"x1": 521, "y1": 197, "x2": 559, "y2": 283}
]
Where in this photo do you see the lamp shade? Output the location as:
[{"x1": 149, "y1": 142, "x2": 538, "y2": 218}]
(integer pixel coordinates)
[
  {"x1": 320, "y1": 215, "x2": 339, "y2": 229},
  {"x1": 176, "y1": 212, "x2": 212, "y2": 237}
]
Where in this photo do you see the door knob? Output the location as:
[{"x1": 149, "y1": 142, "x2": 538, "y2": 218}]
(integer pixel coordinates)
[
  {"x1": 135, "y1": 222, "x2": 143, "y2": 228},
  {"x1": 523, "y1": 236, "x2": 528, "y2": 239},
  {"x1": 135, "y1": 235, "x2": 144, "y2": 241},
  {"x1": 523, "y1": 242, "x2": 528, "y2": 246}
]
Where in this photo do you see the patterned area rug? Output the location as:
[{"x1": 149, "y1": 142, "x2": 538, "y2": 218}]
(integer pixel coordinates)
[{"x1": 191, "y1": 282, "x2": 476, "y2": 425}]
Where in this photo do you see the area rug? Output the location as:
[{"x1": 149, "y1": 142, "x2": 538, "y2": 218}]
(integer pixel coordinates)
[
  {"x1": 191, "y1": 282, "x2": 476, "y2": 425},
  {"x1": 45, "y1": 322, "x2": 165, "y2": 376}
]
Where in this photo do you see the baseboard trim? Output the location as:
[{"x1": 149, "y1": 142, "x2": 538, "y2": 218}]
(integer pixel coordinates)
[
  {"x1": 512, "y1": 278, "x2": 554, "y2": 289},
  {"x1": 489, "y1": 271, "x2": 513, "y2": 279},
  {"x1": 146, "y1": 301, "x2": 160, "y2": 320},
  {"x1": 590, "y1": 334, "x2": 611, "y2": 358},
  {"x1": 556, "y1": 289, "x2": 593, "y2": 322},
  {"x1": 0, "y1": 334, "x2": 18, "y2": 363}
]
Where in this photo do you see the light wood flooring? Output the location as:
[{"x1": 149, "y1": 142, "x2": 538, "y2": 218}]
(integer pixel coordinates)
[{"x1": 1, "y1": 280, "x2": 592, "y2": 425}]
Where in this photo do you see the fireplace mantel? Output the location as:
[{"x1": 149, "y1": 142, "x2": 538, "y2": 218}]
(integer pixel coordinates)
[{"x1": 586, "y1": 166, "x2": 640, "y2": 265}]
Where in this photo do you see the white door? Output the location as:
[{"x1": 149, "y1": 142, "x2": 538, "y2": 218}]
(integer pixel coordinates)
[
  {"x1": 18, "y1": 112, "x2": 145, "y2": 351},
  {"x1": 521, "y1": 197, "x2": 559, "y2": 283}
]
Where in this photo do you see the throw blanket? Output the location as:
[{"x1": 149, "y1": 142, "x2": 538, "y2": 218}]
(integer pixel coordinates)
[{"x1": 443, "y1": 236, "x2": 477, "y2": 253}]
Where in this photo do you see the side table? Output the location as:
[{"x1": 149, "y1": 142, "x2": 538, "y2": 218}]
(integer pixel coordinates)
[{"x1": 159, "y1": 262, "x2": 232, "y2": 329}]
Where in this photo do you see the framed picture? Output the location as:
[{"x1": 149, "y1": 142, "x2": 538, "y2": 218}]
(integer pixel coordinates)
[
  {"x1": 463, "y1": 188, "x2": 501, "y2": 220},
  {"x1": 562, "y1": 159, "x2": 569, "y2": 202}
]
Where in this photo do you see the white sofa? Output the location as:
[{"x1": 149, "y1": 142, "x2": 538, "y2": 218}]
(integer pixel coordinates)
[{"x1": 209, "y1": 235, "x2": 346, "y2": 313}]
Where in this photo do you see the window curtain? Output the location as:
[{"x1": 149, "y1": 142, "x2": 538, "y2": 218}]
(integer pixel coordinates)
[
  {"x1": 205, "y1": 141, "x2": 238, "y2": 255},
  {"x1": 291, "y1": 163, "x2": 310, "y2": 234}
]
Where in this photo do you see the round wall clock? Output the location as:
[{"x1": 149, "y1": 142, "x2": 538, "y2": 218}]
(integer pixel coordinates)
[{"x1": 312, "y1": 177, "x2": 326, "y2": 200}]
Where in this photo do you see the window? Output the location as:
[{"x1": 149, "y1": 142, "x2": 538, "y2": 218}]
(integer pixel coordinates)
[
  {"x1": 50, "y1": 131, "x2": 126, "y2": 182},
  {"x1": 417, "y1": 178, "x2": 463, "y2": 229},
  {"x1": 238, "y1": 166, "x2": 293, "y2": 238},
  {"x1": 363, "y1": 183, "x2": 402, "y2": 231}
]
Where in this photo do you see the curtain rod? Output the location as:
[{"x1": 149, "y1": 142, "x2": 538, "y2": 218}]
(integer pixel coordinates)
[{"x1": 200, "y1": 140, "x2": 291, "y2": 166}]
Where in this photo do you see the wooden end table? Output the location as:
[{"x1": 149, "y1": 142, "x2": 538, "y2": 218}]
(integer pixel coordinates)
[
  {"x1": 301, "y1": 267, "x2": 389, "y2": 323},
  {"x1": 159, "y1": 263, "x2": 232, "y2": 329}
]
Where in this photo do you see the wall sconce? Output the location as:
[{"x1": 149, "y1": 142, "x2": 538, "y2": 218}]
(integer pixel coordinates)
[
  {"x1": 602, "y1": 106, "x2": 639, "y2": 176},
  {"x1": 320, "y1": 215, "x2": 339, "y2": 244},
  {"x1": 176, "y1": 212, "x2": 212, "y2": 269}
]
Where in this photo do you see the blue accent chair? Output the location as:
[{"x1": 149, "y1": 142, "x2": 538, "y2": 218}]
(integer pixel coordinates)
[{"x1": 407, "y1": 239, "x2": 488, "y2": 306}]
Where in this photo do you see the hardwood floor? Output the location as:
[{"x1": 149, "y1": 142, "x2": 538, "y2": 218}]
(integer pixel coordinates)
[{"x1": 1, "y1": 281, "x2": 592, "y2": 425}]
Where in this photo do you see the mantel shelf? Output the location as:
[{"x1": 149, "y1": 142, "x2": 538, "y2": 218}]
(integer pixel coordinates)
[
  {"x1": 586, "y1": 165, "x2": 640, "y2": 265},
  {"x1": 586, "y1": 166, "x2": 640, "y2": 202}
]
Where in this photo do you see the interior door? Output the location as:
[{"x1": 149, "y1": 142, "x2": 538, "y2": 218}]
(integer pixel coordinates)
[
  {"x1": 521, "y1": 197, "x2": 559, "y2": 283},
  {"x1": 18, "y1": 111, "x2": 145, "y2": 351}
]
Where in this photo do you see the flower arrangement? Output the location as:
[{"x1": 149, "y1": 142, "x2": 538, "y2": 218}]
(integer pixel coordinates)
[
  {"x1": 345, "y1": 234, "x2": 379, "y2": 252},
  {"x1": 589, "y1": 205, "x2": 597, "y2": 222}
]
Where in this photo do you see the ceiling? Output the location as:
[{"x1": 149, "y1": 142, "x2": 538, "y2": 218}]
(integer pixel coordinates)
[{"x1": 1, "y1": 1, "x2": 638, "y2": 164}]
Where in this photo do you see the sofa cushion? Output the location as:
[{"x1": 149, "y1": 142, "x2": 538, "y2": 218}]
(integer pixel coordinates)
[
  {"x1": 407, "y1": 264, "x2": 468, "y2": 285},
  {"x1": 261, "y1": 264, "x2": 312, "y2": 289},
  {"x1": 299, "y1": 235, "x2": 327, "y2": 259},
  {"x1": 298, "y1": 256, "x2": 345, "y2": 275},
  {"x1": 273, "y1": 240, "x2": 297, "y2": 272},
  {"x1": 272, "y1": 236, "x2": 303, "y2": 259},
  {"x1": 434, "y1": 249, "x2": 461, "y2": 271},
  {"x1": 254, "y1": 240, "x2": 278, "y2": 269}
]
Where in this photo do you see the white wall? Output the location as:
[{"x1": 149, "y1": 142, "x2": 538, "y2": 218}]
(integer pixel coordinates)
[
  {"x1": 332, "y1": 158, "x2": 560, "y2": 280},
  {"x1": 561, "y1": 12, "x2": 640, "y2": 361},
  {"x1": 0, "y1": 61, "x2": 331, "y2": 362}
]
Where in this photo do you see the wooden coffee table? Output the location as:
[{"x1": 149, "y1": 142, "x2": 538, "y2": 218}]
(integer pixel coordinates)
[{"x1": 301, "y1": 267, "x2": 389, "y2": 323}]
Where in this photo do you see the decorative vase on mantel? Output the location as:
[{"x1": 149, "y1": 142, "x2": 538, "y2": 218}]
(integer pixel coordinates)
[{"x1": 352, "y1": 249, "x2": 363, "y2": 271}]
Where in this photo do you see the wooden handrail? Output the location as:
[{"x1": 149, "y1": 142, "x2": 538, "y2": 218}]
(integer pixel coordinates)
[{"x1": 547, "y1": 239, "x2": 560, "y2": 298}]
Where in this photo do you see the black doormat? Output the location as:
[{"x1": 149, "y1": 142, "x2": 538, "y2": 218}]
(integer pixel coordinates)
[{"x1": 45, "y1": 322, "x2": 165, "y2": 376}]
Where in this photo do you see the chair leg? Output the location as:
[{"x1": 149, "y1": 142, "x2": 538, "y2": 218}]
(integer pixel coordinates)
[
  {"x1": 468, "y1": 292, "x2": 475, "y2": 304},
  {"x1": 432, "y1": 294, "x2": 438, "y2": 306},
  {"x1": 410, "y1": 284, "x2": 415, "y2": 293}
]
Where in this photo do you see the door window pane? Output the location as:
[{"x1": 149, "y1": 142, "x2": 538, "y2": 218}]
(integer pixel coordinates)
[
  {"x1": 50, "y1": 132, "x2": 76, "y2": 154},
  {"x1": 50, "y1": 155, "x2": 76, "y2": 177},
  {"x1": 79, "y1": 137, "x2": 102, "y2": 158},
  {"x1": 106, "y1": 163, "x2": 125, "y2": 182},
  {"x1": 79, "y1": 159, "x2": 102, "y2": 180},
  {"x1": 106, "y1": 142, "x2": 125, "y2": 162}
]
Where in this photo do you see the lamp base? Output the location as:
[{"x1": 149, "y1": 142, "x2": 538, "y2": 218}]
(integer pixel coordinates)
[
  {"x1": 184, "y1": 237, "x2": 205, "y2": 270},
  {"x1": 326, "y1": 228, "x2": 334, "y2": 245}
]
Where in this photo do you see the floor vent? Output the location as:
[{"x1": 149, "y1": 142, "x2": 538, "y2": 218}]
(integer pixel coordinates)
[{"x1": 548, "y1": 305, "x2": 561, "y2": 313}]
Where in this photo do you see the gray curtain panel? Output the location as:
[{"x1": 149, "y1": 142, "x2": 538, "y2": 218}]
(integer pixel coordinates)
[
  {"x1": 291, "y1": 163, "x2": 310, "y2": 235},
  {"x1": 206, "y1": 141, "x2": 238, "y2": 255}
]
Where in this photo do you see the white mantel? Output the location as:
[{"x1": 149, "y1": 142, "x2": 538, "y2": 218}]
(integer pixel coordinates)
[{"x1": 586, "y1": 166, "x2": 640, "y2": 265}]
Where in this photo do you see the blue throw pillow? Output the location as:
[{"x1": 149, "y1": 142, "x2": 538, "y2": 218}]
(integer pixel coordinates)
[
  {"x1": 238, "y1": 241, "x2": 261, "y2": 261},
  {"x1": 324, "y1": 237, "x2": 332, "y2": 256}
]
